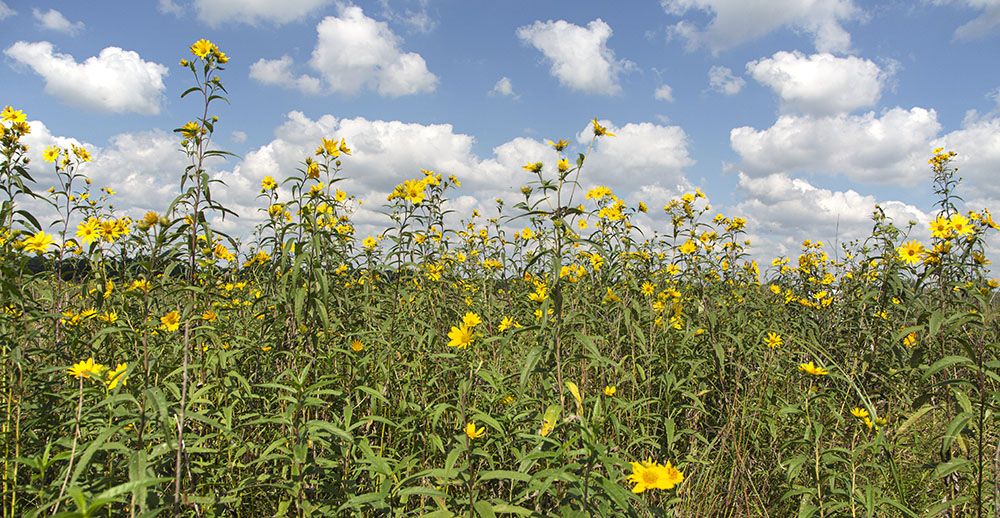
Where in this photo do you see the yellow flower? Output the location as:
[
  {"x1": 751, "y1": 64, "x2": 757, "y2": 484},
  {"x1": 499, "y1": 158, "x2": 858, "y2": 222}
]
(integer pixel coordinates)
[
  {"x1": 464, "y1": 421, "x2": 486, "y2": 440},
  {"x1": 679, "y1": 240, "x2": 697, "y2": 255},
  {"x1": 22, "y1": 231, "x2": 54, "y2": 253},
  {"x1": 68, "y1": 357, "x2": 104, "y2": 379},
  {"x1": 190, "y1": 39, "x2": 216, "y2": 58},
  {"x1": 1, "y1": 106, "x2": 26, "y2": 123},
  {"x1": 261, "y1": 176, "x2": 277, "y2": 191},
  {"x1": 75, "y1": 219, "x2": 99, "y2": 245},
  {"x1": 627, "y1": 458, "x2": 684, "y2": 493},
  {"x1": 42, "y1": 146, "x2": 60, "y2": 163},
  {"x1": 950, "y1": 214, "x2": 974, "y2": 236},
  {"x1": 896, "y1": 240, "x2": 924, "y2": 265},
  {"x1": 604, "y1": 385, "x2": 616, "y2": 396},
  {"x1": 159, "y1": 311, "x2": 181, "y2": 332},
  {"x1": 557, "y1": 158, "x2": 571, "y2": 172},
  {"x1": 73, "y1": 146, "x2": 92, "y2": 162},
  {"x1": 798, "y1": 361, "x2": 828, "y2": 376},
  {"x1": 765, "y1": 332, "x2": 782, "y2": 348},
  {"x1": 351, "y1": 339, "x2": 364, "y2": 352},
  {"x1": 522, "y1": 161, "x2": 543, "y2": 173},
  {"x1": 549, "y1": 138, "x2": 572, "y2": 151},
  {"x1": 928, "y1": 216, "x2": 951, "y2": 238},
  {"x1": 362, "y1": 235, "x2": 377, "y2": 249},
  {"x1": 106, "y1": 363, "x2": 127, "y2": 390},
  {"x1": 462, "y1": 312, "x2": 481, "y2": 328},
  {"x1": 592, "y1": 118, "x2": 616, "y2": 137},
  {"x1": 498, "y1": 316, "x2": 519, "y2": 331},
  {"x1": 308, "y1": 182, "x2": 325, "y2": 196},
  {"x1": 201, "y1": 310, "x2": 217, "y2": 322},
  {"x1": 850, "y1": 407, "x2": 869, "y2": 419},
  {"x1": 903, "y1": 332, "x2": 917, "y2": 347},
  {"x1": 447, "y1": 323, "x2": 474, "y2": 349}
]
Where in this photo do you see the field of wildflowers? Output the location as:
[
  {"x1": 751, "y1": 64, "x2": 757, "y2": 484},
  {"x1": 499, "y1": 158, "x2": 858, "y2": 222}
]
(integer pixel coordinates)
[{"x1": 3, "y1": 40, "x2": 1000, "y2": 518}]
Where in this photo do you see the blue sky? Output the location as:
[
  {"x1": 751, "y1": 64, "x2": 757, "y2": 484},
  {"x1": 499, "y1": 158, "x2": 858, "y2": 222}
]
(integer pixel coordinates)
[{"x1": 3, "y1": 0, "x2": 1000, "y2": 265}]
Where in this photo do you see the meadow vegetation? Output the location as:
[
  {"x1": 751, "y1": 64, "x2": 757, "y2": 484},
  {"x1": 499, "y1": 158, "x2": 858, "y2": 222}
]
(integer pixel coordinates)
[{"x1": 2, "y1": 39, "x2": 1000, "y2": 518}]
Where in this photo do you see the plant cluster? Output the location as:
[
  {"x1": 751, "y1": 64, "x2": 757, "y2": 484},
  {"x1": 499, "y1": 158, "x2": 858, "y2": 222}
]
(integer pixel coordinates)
[{"x1": 2, "y1": 41, "x2": 1000, "y2": 518}]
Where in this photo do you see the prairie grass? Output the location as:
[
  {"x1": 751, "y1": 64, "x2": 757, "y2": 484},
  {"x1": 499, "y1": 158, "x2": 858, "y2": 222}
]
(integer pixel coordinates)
[{"x1": 2, "y1": 40, "x2": 1000, "y2": 518}]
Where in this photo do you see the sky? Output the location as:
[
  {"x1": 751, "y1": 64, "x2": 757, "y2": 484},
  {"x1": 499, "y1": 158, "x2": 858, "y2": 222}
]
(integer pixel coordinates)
[{"x1": 3, "y1": 0, "x2": 1000, "y2": 268}]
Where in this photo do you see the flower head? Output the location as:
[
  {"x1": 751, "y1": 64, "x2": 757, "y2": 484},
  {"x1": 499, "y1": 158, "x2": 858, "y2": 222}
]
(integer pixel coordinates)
[
  {"x1": 447, "y1": 323, "x2": 474, "y2": 349},
  {"x1": 160, "y1": 311, "x2": 180, "y2": 332},
  {"x1": 798, "y1": 361, "x2": 828, "y2": 376},
  {"x1": 68, "y1": 357, "x2": 104, "y2": 379},
  {"x1": 896, "y1": 240, "x2": 924, "y2": 265},
  {"x1": 106, "y1": 363, "x2": 127, "y2": 390},
  {"x1": 548, "y1": 138, "x2": 572, "y2": 151},
  {"x1": 765, "y1": 332, "x2": 782, "y2": 348},
  {"x1": 627, "y1": 458, "x2": 684, "y2": 493},
  {"x1": 351, "y1": 339, "x2": 364, "y2": 352},
  {"x1": 190, "y1": 39, "x2": 216, "y2": 58},
  {"x1": 604, "y1": 385, "x2": 616, "y2": 396},
  {"x1": 22, "y1": 231, "x2": 54, "y2": 254},
  {"x1": 464, "y1": 421, "x2": 486, "y2": 440},
  {"x1": 592, "y1": 118, "x2": 616, "y2": 137}
]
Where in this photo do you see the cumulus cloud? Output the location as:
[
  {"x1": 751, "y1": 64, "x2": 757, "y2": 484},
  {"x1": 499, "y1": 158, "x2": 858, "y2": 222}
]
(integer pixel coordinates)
[
  {"x1": 4, "y1": 41, "x2": 168, "y2": 114},
  {"x1": 654, "y1": 84, "x2": 675, "y2": 101},
  {"x1": 33, "y1": 8, "x2": 84, "y2": 35},
  {"x1": 931, "y1": 0, "x2": 1000, "y2": 40},
  {"x1": 489, "y1": 77, "x2": 517, "y2": 98},
  {"x1": 251, "y1": 6, "x2": 437, "y2": 97},
  {"x1": 19, "y1": 123, "x2": 190, "y2": 227},
  {"x1": 310, "y1": 6, "x2": 437, "y2": 96},
  {"x1": 733, "y1": 172, "x2": 931, "y2": 258},
  {"x1": 708, "y1": 65, "x2": 744, "y2": 95},
  {"x1": 516, "y1": 18, "x2": 634, "y2": 95},
  {"x1": 249, "y1": 55, "x2": 322, "y2": 95},
  {"x1": 662, "y1": 0, "x2": 863, "y2": 54},
  {"x1": 214, "y1": 114, "x2": 694, "y2": 238},
  {"x1": 193, "y1": 0, "x2": 332, "y2": 26},
  {"x1": 746, "y1": 51, "x2": 888, "y2": 115},
  {"x1": 934, "y1": 113, "x2": 1000, "y2": 203},
  {"x1": 574, "y1": 120, "x2": 695, "y2": 191},
  {"x1": 730, "y1": 107, "x2": 941, "y2": 185}
]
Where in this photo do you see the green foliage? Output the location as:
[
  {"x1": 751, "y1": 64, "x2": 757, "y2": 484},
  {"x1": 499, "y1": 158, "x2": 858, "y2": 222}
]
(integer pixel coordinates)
[{"x1": 2, "y1": 43, "x2": 1000, "y2": 518}]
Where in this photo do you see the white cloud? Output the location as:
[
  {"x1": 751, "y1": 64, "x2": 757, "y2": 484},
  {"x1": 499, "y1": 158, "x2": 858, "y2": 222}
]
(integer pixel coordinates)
[
  {"x1": 516, "y1": 18, "x2": 634, "y2": 95},
  {"x1": 157, "y1": 0, "x2": 183, "y2": 15},
  {"x1": 231, "y1": 130, "x2": 247, "y2": 143},
  {"x1": 310, "y1": 6, "x2": 437, "y2": 96},
  {"x1": 20, "y1": 124, "x2": 189, "y2": 227},
  {"x1": 708, "y1": 65, "x2": 744, "y2": 95},
  {"x1": 193, "y1": 0, "x2": 332, "y2": 26},
  {"x1": 730, "y1": 107, "x2": 941, "y2": 185},
  {"x1": 253, "y1": 6, "x2": 437, "y2": 97},
  {"x1": 662, "y1": 0, "x2": 863, "y2": 54},
  {"x1": 489, "y1": 77, "x2": 517, "y2": 98},
  {"x1": 4, "y1": 41, "x2": 168, "y2": 114},
  {"x1": 932, "y1": 0, "x2": 1000, "y2": 40},
  {"x1": 746, "y1": 51, "x2": 887, "y2": 115},
  {"x1": 654, "y1": 84, "x2": 675, "y2": 101},
  {"x1": 249, "y1": 55, "x2": 322, "y2": 94},
  {"x1": 574, "y1": 120, "x2": 695, "y2": 191},
  {"x1": 32, "y1": 8, "x2": 84, "y2": 35},
  {"x1": 934, "y1": 114, "x2": 1000, "y2": 203},
  {"x1": 0, "y1": 1, "x2": 15, "y2": 20},
  {"x1": 733, "y1": 172, "x2": 931, "y2": 259}
]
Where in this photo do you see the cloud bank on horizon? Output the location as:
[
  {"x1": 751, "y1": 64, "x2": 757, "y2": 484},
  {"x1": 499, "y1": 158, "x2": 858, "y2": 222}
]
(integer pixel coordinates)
[{"x1": 3, "y1": 0, "x2": 1000, "y2": 269}]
